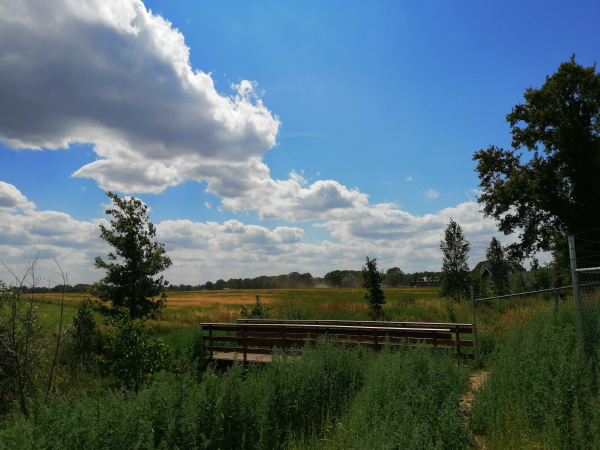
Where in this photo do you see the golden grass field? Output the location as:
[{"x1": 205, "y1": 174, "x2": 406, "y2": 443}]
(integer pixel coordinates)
[{"x1": 31, "y1": 286, "x2": 562, "y2": 337}]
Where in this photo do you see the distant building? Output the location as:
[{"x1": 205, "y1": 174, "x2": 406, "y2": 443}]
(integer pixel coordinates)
[
  {"x1": 410, "y1": 277, "x2": 441, "y2": 287},
  {"x1": 478, "y1": 262, "x2": 526, "y2": 281}
]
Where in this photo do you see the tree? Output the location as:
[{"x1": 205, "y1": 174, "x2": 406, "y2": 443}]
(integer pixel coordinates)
[
  {"x1": 324, "y1": 270, "x2": 349, "y2": 287},
  {"x1": 88, "y1": 192, "x2": 172, "y2": 319},
  {"x1": 385, "y1": 267, "x2": 404, "y2": 287},
  {"x1": 361, "y1": 256, "x2": 386, "y2": 318},
  {"x1": 341, "y1": 271, "x2": 362, "y2": 288},
  {"x1": 485, "y1": 237, "x2": 511, "y2": 296},
  {"x1": 440, "y1": 219, "x2": 471, "y2": 303},
  {"x1": 473, "y1": 56, "x2": 600, "y2": 264}
]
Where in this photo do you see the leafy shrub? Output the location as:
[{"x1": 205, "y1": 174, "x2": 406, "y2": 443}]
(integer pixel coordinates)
[
  {"x1": 63, "y1": 298, "x2": 98, "y2": 366},
  {"x1": 241, "y1": 295, "x2": 272, "y2": 319},
  {"x1": 0, "y1": 283, "x2": 46, "y2": 419},
  {"x1": 99, "y1": 308, "x2": 170, "y2": 390}
]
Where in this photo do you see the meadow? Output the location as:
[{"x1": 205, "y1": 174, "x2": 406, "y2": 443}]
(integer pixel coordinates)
[
  {"x1": 35, "y1": 286, "x2": 557, "y2": 336},
  {"x1": 3, "y1": 286, "x2": 595, "y2": 449}
]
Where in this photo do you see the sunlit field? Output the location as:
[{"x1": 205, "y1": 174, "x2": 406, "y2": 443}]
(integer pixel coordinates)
[{"x1": 33, "y1": 286, "x2": 562, "y2": 339}]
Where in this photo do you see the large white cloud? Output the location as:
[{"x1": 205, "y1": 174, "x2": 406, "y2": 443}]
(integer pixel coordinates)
[
  {"x1": 0, "y1": 0, "x2": 490, "y2": 231},
  {"x1": 0, "y1": 0, "x2": 280, "y2": 194},
  {"x1": 0, "y1": 181, "x2": 533, "y2": 286},
  {"x1": 0, "y1": 0, "x2": 413, "y2": 226}
]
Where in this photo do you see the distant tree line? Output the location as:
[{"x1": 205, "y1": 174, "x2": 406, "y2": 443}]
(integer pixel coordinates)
[
  {"x1": 17, "y1": 269, "x2": 445, "y2": 294},
  {"x1": 197, "y1": 268, "x2": 444, "y2": 291}
]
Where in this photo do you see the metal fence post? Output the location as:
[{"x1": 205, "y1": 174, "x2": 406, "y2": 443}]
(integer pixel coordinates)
[
  {"x1": 470, "y1": 284, "x2": 478, "y2": 361},
  {"x1": 568, "y1": 235, "x2": 585, "y2": 348}
]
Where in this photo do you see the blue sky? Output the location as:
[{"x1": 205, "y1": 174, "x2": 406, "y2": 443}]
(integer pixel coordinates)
[{"x1": 0, "y1": 0, "x2": 598, "y2": 285}]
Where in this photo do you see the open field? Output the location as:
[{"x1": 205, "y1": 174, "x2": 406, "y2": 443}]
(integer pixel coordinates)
[{"x1": 31, "y1": 287, "x2": 562, "y2": 338}]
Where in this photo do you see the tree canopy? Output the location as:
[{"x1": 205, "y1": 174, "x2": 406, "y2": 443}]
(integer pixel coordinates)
[
  {"x1": 473, "y1": 56, "x2": 600, "y2": 262},
  {"x1": 88, "y1": 192, "x2": 172, "y2": 319}
]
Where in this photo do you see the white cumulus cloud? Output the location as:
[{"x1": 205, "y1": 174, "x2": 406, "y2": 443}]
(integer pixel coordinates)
[{"x1": 0, "y1": 0, "x2": 280, "y2": 195}]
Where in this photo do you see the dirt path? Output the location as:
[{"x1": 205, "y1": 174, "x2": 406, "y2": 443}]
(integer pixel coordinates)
[{"x1": 461, "y1": 370, "x2": 488, "y2": 449}]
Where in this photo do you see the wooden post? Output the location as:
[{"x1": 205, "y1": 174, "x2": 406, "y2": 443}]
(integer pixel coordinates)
[
  {"x1": 455, "y1": 325, "x2": 461, "y2": 359},
  {"x1": 554, "y1": 285, "x2": 559, "y2": 312},
  {"x1": 568, "y1": 235, "x2": 585, "y2": 349},
  {"x1": 470, "y1": 285, "x2": 478, "y2": 361},
  {"x1": 209, "y1": 325, "x2": 213, "y2": 359},
  {"x1": 374, "y1": 329, "x2": 379, "y2": 351},
  {"x1": 242, "y1": 326, "x2": 247, "y2": 363},
  {"x1": 282, "y1": 325, "x2": 287, "y2": 353}
]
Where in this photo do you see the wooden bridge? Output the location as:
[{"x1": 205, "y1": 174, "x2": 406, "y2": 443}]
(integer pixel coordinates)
[{"x1": 200, "y1": 319, "x2": 474, "y2": 363}]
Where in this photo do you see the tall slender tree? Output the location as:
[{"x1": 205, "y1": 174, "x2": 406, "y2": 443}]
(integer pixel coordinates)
[
  {"x1": 361, "y1": 256, "x2": 386, "y2": 319},
  {"x1": 440, "y1": 219, "x2": 471, "y2": 303},
  {"x1": 88, "y1": 192, "x2": 172, "y2": 319},
  {"x1": 485, "y1": 237, "x2": 512, "y2": 296}
]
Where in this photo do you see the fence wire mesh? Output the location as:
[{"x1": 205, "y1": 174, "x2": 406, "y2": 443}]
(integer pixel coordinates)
[
  {"x1": 573, "y1": 229, "x2": 600, "y2": 355},
  {"x1": 473, "y1": 283, "x2": 574, "y2": 363}
]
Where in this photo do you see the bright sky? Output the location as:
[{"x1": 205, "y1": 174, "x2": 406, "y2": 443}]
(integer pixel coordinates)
[{"x1": 0, "y1": 0, "x2": 598, "y2": 285}]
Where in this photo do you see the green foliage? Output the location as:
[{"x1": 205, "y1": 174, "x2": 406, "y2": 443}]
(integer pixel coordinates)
[
  {"x1": 470, "y1": 307, "x2": 600, "y2": 449},
  {"x1": 440, "y1": 218, "x2": 471, "y2": 303},
  {"x1": 241, "y1": 295, "x2": 272, "y2": 319},
  {"x1": 361, "y1": 256, "x2": 386, "y2": 318},
  {"x1": 341, "y1": 271, "x2": 362, "y2": 288},
  {"x1": 98, "y1": 308, "x2": 170, "y2": 390},
  {"x1": 324, "y1": 270, "x2": 352, "y2": 287},
  {"x1": 88, "y1": 192, "x2": 172, "y2": 319},
  {"x1": 161, "y1": 326, "x2": 207, "y2": 378},
  {"x1": 485, "y1": 237, "x2": 511, "y2": 296},
  {"x1": 473, "y1": 56, "x2": 600, "y2": 261},
  {"x1": 0, "y1": 342, "x2": 471, "y2": 450},
  {"x1": 273, "y1": 290, "x2": 304, "y2": 320},
  {"x1": 384, "y1": 266, "x2": 404, "y2": 287},
  {"x1": 343, "y1": 348, "x2": 471, "y2": 450},
  {"x1": 0, "y1": 281, "x2": 46, "y2": 419},
  {"x1": 469, "y1": 270, "x2": 489, "y2": 301},
  {"x1": 64, "y1": 298, "x2": 97, "y2": 366}
]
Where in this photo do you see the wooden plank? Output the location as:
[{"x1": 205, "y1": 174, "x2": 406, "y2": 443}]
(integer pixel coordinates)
[
  {"x1": 237, "y1": 319, "x2": 472, "y2": 328},
  {"x1": 202, "y1": 322, "x2": 453, "y2": 333},
  {"x1": 204, "y1": 334, "x2": 474, "y2": 348}
]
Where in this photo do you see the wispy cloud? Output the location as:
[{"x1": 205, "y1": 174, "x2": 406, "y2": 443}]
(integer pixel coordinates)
[
  {"x1": 204, "y1": 201, "x2": 212, "y2": 209},
  {"x1": 407, "y1": 176, "x2": 414, "y2": 182},
  {"x1": 426, "y1": 189, "x2": 439, "y2": 199}
]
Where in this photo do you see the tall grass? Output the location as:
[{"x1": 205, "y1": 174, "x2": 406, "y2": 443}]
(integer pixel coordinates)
[
  {"x1": 470, "y1": 305, "x2": 600, "y2": 449},
  {"x1": 0, "y1": 342, "x2": 470, "y2": 450}
]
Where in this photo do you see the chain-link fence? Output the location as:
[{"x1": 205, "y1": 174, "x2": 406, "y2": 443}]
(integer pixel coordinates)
[
  {"x1": 570, "y1": 229, "x2": 600, "y2": 355},
  {"x1": 471, "y1": 284, "x2": 574, "y2": 363},
  {"x1": 469, "y1": 229, "x2": 600, "y2": 361}
]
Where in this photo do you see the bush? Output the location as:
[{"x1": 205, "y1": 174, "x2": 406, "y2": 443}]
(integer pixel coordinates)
[
  {"x1": 63, "y1": 298, "x2": 98, "y2": 366},
  {"x1": 99, "y1": 308, "x2": 170, "y2": 390}
]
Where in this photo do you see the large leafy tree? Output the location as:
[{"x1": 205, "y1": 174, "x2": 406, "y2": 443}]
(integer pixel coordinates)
[
  {"x1": 440, "y1": 219, "x2": 471, "y2": 303},
  {"x1": 89, "y1": 192, "x2": 172, "y2": 319},
  {"x1": 473, "y1": 57, "x2": 600, "y2": 263}
]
